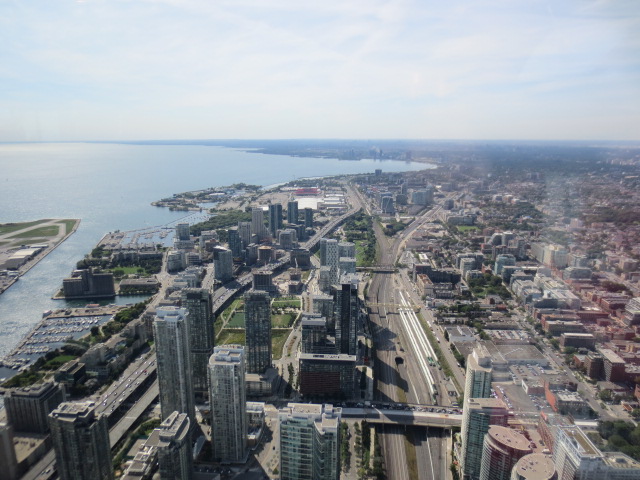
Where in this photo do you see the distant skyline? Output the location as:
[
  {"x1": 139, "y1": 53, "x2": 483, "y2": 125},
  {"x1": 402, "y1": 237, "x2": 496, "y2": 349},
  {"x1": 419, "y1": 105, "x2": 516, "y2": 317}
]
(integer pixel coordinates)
[{"x1": 1, "y1": 0, "x2": 639, "y2": 142}]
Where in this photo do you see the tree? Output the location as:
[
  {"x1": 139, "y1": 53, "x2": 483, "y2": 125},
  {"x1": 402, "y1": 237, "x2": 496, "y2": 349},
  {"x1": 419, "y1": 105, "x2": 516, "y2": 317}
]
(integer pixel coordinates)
[{"x1": 599, "y1": 390, "x2": 613, "y2": 402}]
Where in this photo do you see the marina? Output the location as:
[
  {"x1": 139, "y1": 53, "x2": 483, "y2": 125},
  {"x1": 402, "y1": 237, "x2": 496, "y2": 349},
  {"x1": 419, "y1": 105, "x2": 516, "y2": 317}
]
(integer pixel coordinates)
[
  {"x1": 0, "y1": 305, "x2": 123, "y2": 380},
  {"x1": 98, "y1": 210, "x2": 213, "y2": 250}
]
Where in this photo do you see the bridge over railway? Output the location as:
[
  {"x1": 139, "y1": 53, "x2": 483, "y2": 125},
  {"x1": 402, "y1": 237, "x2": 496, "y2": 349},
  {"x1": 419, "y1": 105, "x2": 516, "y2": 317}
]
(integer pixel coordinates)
[
  {"x1": 341, "y1": 407, "x2": 462, "y2": 428},
  {"x1": 356, "y1": 264, "x2": 397, "y2": 273}
]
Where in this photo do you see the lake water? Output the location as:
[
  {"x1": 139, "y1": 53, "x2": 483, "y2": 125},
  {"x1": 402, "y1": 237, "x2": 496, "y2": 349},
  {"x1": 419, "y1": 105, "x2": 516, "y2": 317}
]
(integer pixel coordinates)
[{"x1": 0, "y1": 142, "x2": 430, "y2": 366}]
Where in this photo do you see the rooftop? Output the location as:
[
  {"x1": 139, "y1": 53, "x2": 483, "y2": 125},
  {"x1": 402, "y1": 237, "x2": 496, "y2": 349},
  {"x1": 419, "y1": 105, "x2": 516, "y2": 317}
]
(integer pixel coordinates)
[
  {"x1": 599, "y1": 348, "x2": 625, "y2": 364},
  {"x1": 602, "y1": 452, "x2": 640, "y2": 471},
  {"x1": 561, "y1": 426, "x2": 600, "y2": 457},
  {"x1": 487, "y1": 425, "x2": 531, "y2": 452},
  {"x1": 512, "y1": 454, "x2": 556, "y2": 480}
]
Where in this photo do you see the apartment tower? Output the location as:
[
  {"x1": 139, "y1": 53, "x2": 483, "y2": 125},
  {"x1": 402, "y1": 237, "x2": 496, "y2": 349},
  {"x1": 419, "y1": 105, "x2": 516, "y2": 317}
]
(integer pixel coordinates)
[
  {"x1": 181, "y1": 288, "x2": 214, "y2": 400},
  {"x1": 48, "y1": 401, "x2": 113, "y2": 480},
  {"x1": 208, "y1": 345, "x2": 247, "y2": 463},
  {"x1": 153, "y1": 307, "x2": 196, "y2": 423},
  {"x1": 279, "y1": 403, "x2": 341, "y2": 480},
  {"x1": 244, "y1": 290, "x2": 272, "y2": 374}
]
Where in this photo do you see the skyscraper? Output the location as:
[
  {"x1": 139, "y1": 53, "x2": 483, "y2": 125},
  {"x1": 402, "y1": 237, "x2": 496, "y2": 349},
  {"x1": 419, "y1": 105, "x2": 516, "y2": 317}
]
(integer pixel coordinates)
[
  {"x1": 154, "y1": 307, "x2": 196, "y2": 423},
  {"x1": 321, "y1": 239, "x2": 340, "y2": 286},
  {"x1": 4, "y1": 381, "x2": 65, "y2": 434},
  {"x1": 48, "y1": 401, "x2": 113, "y2": 480},
  {"x1": 338, "y1": 241, "x2": 356, "y2": 259},
  {"x1": 301, "y1": 314, "x2": 329, "y2": 354},
  {"x1": 287, "y1": 200, "x2": 299, "y2": 224},
  {"x1": 465, "y1": 345, "x2": 493, "y2": 400},
  {"x1": 175, "y1": 223, "x2": 191, "y2": 241},
  {"x1": 244, "y1": 290, "x2": 272, "y2": 373},
  {"x1": 298, "y1": 353, "x2": 356, "y2": 399},
  {"x1": 478, "y1": 426, "x2": 531, "y2": 480},
  {"x1": 304, "y1": 207, "x2": 313, "y2": 228},
  {"x1": 181, "y1": 288, "x2": 214, "y2": 400},
  {"x1": 269, "y1": 203, "x2": 283, "y2": 237},
  {"x1": 238, "y1": 221, "x2": 252, "y2": 246},
  {"x1": 460, "y1": 398, "x2": 508, "y2": 480},
  {"x1": 156, "y1": 411, "x2": 193, "y2": 480},
  {"x1": 312, "y1": 294, "x2": 335, "y2": 333},
  {"x1": 333, "y1": 274, "x2": 359, "y2": 356},
  {"x1": 208, "y1": 345, "x2": 247, "y2": 463},
  {"x1": 212, "y1": 246, "x2": 233, "y2": 282},
  {"x1": 251, "y1": 207, "x2": 267, "y2": 240},
  {"x1": 227, "y1": 227, "x2": 243, "y2": 258},
  {"x1": 279, "y1": 403, "x2": 341, "y2": 480}
]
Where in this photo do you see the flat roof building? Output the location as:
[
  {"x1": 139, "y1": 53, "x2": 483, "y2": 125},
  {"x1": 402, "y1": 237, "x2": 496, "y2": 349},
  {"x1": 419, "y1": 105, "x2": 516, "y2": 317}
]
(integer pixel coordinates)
[
  {"x1": 48, "y1": 401, "x2": 113, "y2": 480},
  {"x1": 299, "y1": 353, "x2": 356, "y2": 400},
  {"x1": 279, "y1": 403, "x2": 341, "y2": 480},
  {"x1": 4, "y1": 381, "x2": 65, "y2": 434}
]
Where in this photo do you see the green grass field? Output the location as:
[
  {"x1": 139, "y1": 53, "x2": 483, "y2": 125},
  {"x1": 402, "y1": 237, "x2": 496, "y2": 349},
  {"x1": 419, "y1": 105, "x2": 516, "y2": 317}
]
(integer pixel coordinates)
[
  {"x1": 9, "y1": 225, "x2": 59, "y2": 239},
  {"x1": 42, "y1": 354, "x2": 76, "y2": 370},
  {"x1": 216, "y1": 329, "x2": 246, "y2": 346},
  {"x1": 62, "y1": 219, "x2": 78, "y2": 234},
  {"x1": 355, "y1": 239, "x2": 373, "y2": 266},
  {"x1": 219, "y1": 299, "x2": 243, "y2": 322},
  {"x1": 0, "y1": 220, "x2": 51, "y2": 235},
  {"x1": 215, "y1": 328, "x2": 291, "y2": 360},
  {"x1": 272, "y1": 313, "x2": 296, "y2": 328},
  {"x1": 227, "y1": 312, "x2": 246, "y2": 328},
  {"x1": 272, "y1": 329, "x2": 290, "y2": 360},
  {"x1": 272, "y1": 298, "x2": 301, "y2": 309},
  {"x1": 111, "y1": 266, "x2": 144, "y2": 275}
]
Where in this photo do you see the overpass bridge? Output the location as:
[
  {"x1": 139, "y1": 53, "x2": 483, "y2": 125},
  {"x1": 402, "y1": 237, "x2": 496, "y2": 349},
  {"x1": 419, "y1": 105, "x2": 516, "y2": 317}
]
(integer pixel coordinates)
[
  {"x1": 341, "y1": 407, "x2": 462, "y2": 428},
  {"x1": 356, "y1": 264, "x2": 397, "y2": 273}
]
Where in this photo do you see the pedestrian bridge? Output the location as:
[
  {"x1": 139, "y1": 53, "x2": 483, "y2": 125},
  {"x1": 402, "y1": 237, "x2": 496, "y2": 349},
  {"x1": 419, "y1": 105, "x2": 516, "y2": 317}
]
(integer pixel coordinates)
[{"x1": 341, "y1": 407, "x2": 462, "y2": 428}]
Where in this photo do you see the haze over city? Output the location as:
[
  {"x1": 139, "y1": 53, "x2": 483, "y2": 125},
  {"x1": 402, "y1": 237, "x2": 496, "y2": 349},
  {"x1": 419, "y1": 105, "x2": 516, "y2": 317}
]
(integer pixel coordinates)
[{"x1": 1, "y1": 0, "x2": 639, "y2": 142}]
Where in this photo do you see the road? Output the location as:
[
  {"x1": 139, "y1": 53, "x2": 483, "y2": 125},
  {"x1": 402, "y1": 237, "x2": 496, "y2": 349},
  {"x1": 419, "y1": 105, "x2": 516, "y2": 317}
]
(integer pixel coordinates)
[{"x1": 20, "y1": 353, "x2": 160, "y2": 480}]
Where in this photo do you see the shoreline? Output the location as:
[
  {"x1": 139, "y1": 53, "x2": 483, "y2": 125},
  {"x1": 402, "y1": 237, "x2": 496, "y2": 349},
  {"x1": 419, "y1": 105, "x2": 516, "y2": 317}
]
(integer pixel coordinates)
[{"x1": 0, "y1": 219, "x2": 81, "y2": 296}]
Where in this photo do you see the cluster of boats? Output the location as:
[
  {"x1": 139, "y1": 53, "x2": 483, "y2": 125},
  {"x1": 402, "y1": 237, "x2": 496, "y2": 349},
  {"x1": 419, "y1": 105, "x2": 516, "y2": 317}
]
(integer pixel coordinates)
[{"x1": 0, "y1": 314, "x2": 111, "y2": 371}]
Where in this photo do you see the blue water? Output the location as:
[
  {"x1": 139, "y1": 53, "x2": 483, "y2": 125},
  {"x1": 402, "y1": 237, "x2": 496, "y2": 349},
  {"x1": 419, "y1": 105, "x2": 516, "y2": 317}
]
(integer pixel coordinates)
[{"x1": 0, "y1": 142, "x2": 429, "y2": 366}]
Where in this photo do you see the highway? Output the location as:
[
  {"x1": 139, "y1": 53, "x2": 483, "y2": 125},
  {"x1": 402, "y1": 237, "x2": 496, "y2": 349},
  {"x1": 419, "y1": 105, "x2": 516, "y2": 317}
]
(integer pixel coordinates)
[{"x1": 21, "y1": 353, "x2": 160, "y2": 480}]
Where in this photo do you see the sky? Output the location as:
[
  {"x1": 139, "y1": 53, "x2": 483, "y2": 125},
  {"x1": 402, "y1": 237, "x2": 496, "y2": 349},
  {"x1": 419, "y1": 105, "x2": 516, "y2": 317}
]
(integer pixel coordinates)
[{"x1": 1, "y1": 0, "x2": 639, "y2": 142}]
